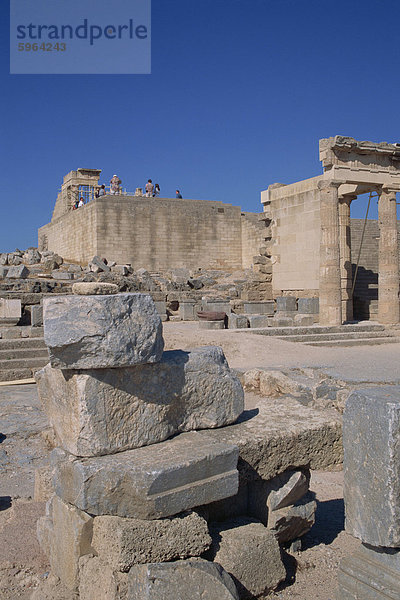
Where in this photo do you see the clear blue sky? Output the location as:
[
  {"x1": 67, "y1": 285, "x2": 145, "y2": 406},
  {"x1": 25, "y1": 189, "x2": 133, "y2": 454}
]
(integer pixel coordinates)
[{"x1": 1, "y1": 0, "x2": 400, "y2": 252}]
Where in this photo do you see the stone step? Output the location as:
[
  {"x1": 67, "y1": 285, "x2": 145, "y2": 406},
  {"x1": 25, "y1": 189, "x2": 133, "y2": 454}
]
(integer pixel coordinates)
[
  {"x1": 0, "y1": 337, "x2": 46, "y2": 350},
  {"x1": 0, "y1": 347, "x2": 49, "y2": 360},
  {"x1": 304, "y1": 337, "x2": 400, "y2": 348},
  {"x1": 0, "y1": 356, "x2": 49, "y2": 371},
  {"x1": 250, "y1": 324, "x2": 385, "y2": 337},
  {"x1": 0, "y1": 364, "x2": 46, "y2": 382},
  {"x1": 277, "y1": 331, "x2": 397, "y2": 343}
]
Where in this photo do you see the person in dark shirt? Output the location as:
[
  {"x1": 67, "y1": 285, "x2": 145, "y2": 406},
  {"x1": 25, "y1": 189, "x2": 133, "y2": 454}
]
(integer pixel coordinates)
[{"x1": 176, "y1": 189, "x2": 182, "y2": 199}]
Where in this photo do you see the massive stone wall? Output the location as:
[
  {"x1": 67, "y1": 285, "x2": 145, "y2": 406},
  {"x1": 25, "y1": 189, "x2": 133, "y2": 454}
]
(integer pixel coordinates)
[{"x1": 39, "y1": 196, "x2": 246, "y2": 272}]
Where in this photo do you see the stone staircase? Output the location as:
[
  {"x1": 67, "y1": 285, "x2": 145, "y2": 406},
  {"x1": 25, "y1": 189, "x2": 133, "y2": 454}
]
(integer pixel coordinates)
[
  {"x1": 249, "y1": 323, "x2": 400, "y2": 347},
  {"x1": 0, "y1": 337, "x2": 49, "y2": 381}
]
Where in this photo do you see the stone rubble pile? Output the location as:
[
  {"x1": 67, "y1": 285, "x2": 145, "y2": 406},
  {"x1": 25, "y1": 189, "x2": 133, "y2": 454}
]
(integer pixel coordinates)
[{"x1": 33, "y1": 291, "x2": 293, "y2": 599}]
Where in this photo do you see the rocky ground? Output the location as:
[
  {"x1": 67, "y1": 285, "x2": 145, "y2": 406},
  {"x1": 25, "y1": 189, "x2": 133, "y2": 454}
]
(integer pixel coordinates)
[{"x1": 1, "y1": 323, "x2": 399, "y2": 599}]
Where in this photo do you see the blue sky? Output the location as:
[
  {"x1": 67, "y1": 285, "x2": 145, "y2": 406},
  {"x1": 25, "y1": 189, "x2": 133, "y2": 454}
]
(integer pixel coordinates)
[{"x1": 1, "y1": 0, "x2": 400, "y2": 252}]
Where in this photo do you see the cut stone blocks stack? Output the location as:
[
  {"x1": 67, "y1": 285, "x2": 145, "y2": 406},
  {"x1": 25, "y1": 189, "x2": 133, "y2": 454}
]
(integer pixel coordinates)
[
  {"x1": 338, "y1": 387, "x2": 400, "y2": 599},
  {"x1": 35, "y1": 292, "x2": 251, "y2": 599}
]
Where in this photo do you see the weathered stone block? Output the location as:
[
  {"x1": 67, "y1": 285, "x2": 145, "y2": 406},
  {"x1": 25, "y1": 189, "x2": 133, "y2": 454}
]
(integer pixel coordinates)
[
  {"x1": 38, "y1": 495, "x2": 93, "y2": 591},
  {"x1": 72, "y1": 282, "x2": 118, "y2": 295},
  {"x1": 36, "y1": 346, "x2": 244, "y2": 456},
  {"x1": 0, "y1": 266, "x2": 8, "y2": 278},
  {"x1": 111, "y1": 264, "x2": 129, "y2": 276},
  {"x1": 228, "y1": 313, "x2": 248, "y2": 329},
  {"x1": 276, "y1": 296, "x2": 297, "y2": 312},
  {"x1": 248, "y1": 314, "x2": 269, "y2": 328},
  {"x1": 344, "y1": 387, "x2": 400, "y2": 547},
  {"x1": 242, "y1": 301, "x2": 275, "y2": 315},
  {"x1": 267, "y1": 494, "x2": 316, "y2": 543},
  {"x1": 199, "y1": 320, "x2": 225, "y2": 329},
  {"x1": 202, "y1": 299, "x2": 231, "y2": 314},
  {"x1": 54, "y1": 432, "x2": 239, "y2": 519},
  {"x1": 31, "y1": 304, "x2": 43, "y2": 327},
  {"x1": 294, "y1": 314, "x2": 315, "y2": 326},
  {"x1": 209, "y1": 517, "x2": 285, "y2": 598},
  {"x1": 0, "y1": 298, "x2": 21, "y2": 326},
  {"x1": 297, "y1": 297, "x2": 319, "y2": 314},
  {"x1": 79, "y1": 556, "x2": 129, "y2": 600},
  {"x1": 43, "y1": 293, "x2": 164, "y2": 369},
  {"x1": 271, "y1": 315, "x2": 294, "y2": 327},
  {"x1": 92, "y1": 511, "x2": 211, "y2": 571},
  {"x1": 7, "y1": 265, "x2": 29, "y2": 279},
  {"x1": 51, "y1": 270, "x2": 74, "y2": 280},
  {"x1": 0, "y1": 253, "x2": 7, "y2": 265},
  {"x1": 179, "y1": 300, "x2": 196, "y2": 321},
  {"x1": 126, "y1": 559, "x2": 239, "y2": 600},
  {"x1": 90, "y1": 255, "x2": 110, "y2": 273}
]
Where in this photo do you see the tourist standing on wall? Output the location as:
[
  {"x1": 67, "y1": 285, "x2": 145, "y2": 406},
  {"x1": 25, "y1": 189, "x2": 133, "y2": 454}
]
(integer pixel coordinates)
[
  {"x1": 153, "y1": 184, "x2": 160, "y2": 197},
  {"x1": 110, "y1": 174, "x2": 121, "y2": 195},
  {"x1": 176, "y1": 189, "x2": 182, "y2": 199},
  {"x1": 145, "y1": 179, "x2": 154, "y2": 197}
]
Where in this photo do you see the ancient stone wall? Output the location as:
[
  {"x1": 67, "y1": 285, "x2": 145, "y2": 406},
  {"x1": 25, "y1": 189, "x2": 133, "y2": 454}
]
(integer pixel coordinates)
[
  {"x1": 39, "y1": 196, "x2": 246, "y2": 272},
  {"x1": 240, "y1": 212, "x2": 267, "y2": 269}
]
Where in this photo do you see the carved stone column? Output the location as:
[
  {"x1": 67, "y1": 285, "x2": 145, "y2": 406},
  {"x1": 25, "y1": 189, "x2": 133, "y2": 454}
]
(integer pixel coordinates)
[
  {"x1": 339, "y1": 196, "x2": 354, "y2": 322},
  {"x1": 318, "y1": 180, "x2": 342, "y2": 326},
  {"x1": 378, "y1": 188, "x2": 399, "y2": 324}
]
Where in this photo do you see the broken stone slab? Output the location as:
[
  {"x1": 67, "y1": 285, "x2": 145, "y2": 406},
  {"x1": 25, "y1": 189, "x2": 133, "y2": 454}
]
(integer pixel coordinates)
[
  {"x1": 67, "y1": 263, "x2": 83, "y2": 273},
  {"x1": 54, "y1": 432, "x2": 239, "y2": 519},
  {"x1": 92, "y1": 511, "x2": 211, "y2": 571},
  {"x1": 208, "y1": 517, "x2": 285, "y2": 598},
  {"x1": 0, "y1": 253, "x2": 7, "y2": 265},
  {"x1": 51, "y1": 270, "x2": 74, "y2": 280},
  {"x1": 338, "y1": 542, "x2": 400, "y2": 600},
  {"x1": 72, "y1": 282, "x2": 118, "y2": 295},
  {"x1": 43, "y1": 293, "x2": 164, "y2": 369},
  {"x1": 0, "y1": 298, "x2": 21, "y2": 326},
  {"x1": 37, "y1": 495, "x2": 93, "y2": 591},
  {"x1": 267, "y1": 493, "x2": 317, "y2": 543},
  {"x1": 6, "y1": 265, "x2": 29, "y2": 279},
  {"x1": 132, "y1": 559, "x2": 239, "y2": 600},
  {"x1": 259, "y1": 370, "x2": 313, "y2": 403},
  {"x1": 344, "y1": 386, "x2": 400, "y2": 547},
  {"x1": 23, "y1": 248, "x2": 41, "y2": 264},
  {"x1": 35, "y1": 346, "x2": 244, "y2": 456},
  {"x1": 7, "y1": 253, "x2": 23, "y2": 265},
  {"x1": 0, "y1": 266, "x2": 8, "y2": 278},
  {"x1": 90, "y1": 255, "x2": 110, "y2": 273}
]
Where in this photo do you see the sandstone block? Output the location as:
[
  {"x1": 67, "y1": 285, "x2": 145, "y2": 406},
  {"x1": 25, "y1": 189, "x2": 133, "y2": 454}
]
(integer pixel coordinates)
[
  {"x1": 40, "y1": 495, "x2": 93, "y2": 591},
  {"x1": 7, "y1": 265, "x2": 29, "y2": 279},
  {"x1": 92, "y1": 511, "x2": 211, "y2": 571},
  {"x1": 209, "y1": 517, "x2": 285, "y2": 598},
  {"x1": 72, "y1": 282, "x2": 118, "y2": 295},
  {"x1": 267, "y1": 494, "x2": 316, "y2": 543},
  {"x1": 344, "y1": 386, "x2": 400, "y2": 547},
  {"x1": 276, "y1": 296, "x2": 297, "y2": 312},
  {"x1": 36, "y1": 346, "x2": 244, "y2": 456},
  {"x1": 79, "y1": 556, "x2": 128, "y2": 600},
  {"x1": 126, "y1": 559, "x2": 239, "y2": 600},
  {"x1": 54, "y1": 432, "x2": 239, "y2": 519},
  {"x1": 43, "y1": 293, "x2": 164, "y2": 369},
  {"x1": 297, "y1": 297, "x2": 319, "y2": 314}
]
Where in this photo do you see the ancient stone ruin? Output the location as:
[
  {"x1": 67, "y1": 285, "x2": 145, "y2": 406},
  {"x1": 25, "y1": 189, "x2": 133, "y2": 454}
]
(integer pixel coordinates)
[{"x1": 30, "y1": 289, "x2": 343, "y2": 599}]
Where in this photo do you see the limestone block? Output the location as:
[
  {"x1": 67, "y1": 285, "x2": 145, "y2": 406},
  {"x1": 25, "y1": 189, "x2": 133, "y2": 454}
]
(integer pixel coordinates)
[
  {"x1": 153, "y1": 300, "x2": 167, "y2": 315},
  {"x1": 41, "y1": 495, "x2": 93, "y2": 591},
  {"x1": 36, "y1": 346, "x2": 244, "y2": 456},
  {"x1": 199, "y1": 320, "x2": 225, "y2": 329},
  {"x1": 7, "y1": 265, "x2": 29, "y2": 279},
  {"x1": 267, "y1": 494, "x2": 316, "y2": 543},
  {"x1": 228, "y1": 313, "x2": 248, "y2": 329},
  {"x1": 243, "y1": 301, "x2": 275, "y2": 315},
  {"x1": 209, "y1": 517, "x2": 285, "y2": 598},
  {"x1": 202, "y1": 300, "x2": 231, "y2": 314},
  {"x1": 7, "y1": 253, "x2": 23, "y2": 265},
  {"x1": 43, "y1": 293, "x2": 164, "y2": 369},
  {"x1": 31, "y1": 304, "x2": 43, "y2": 327},
  {"x1": 276, "y1": 296, "x2": 297, "y2": 312},
  {"x1": 51, "y1": 270, "x2": 74, "y2": 280},
  {"x1": 0, "y1": 266, "x2": 8, "y2": 278},
  {"x1": 126, "y1": 559, "x2": 239, "y2": 600},
  {"x1": 54, "y1": 432, "x2": 239, "y2": 519},
  {"x1": 297, "y1": 297, "x2": 319, "y2": 314},
  {"x1": 338, "y1": 542, "x2": 400, "y2": 600},
  {"x1": 294, "y1": 314, "x2": 315, "y2": 326},
  {"x1": 92, "y1": 511, "x2": 211, "y2": 571},
  {"x1": 0, "y1": 253, "x2": 8, "y2": 265},
  {"x1": 271, "y1": 315, "x2": 294, "y2": 327},
  {"x1": 23, "y1": 248, "x2": 41, "y2": 264},
  {"x1": 248, "y1": 314, "x2": 269, "y2": 328},
  {"x1": 0, "y1": 327, "x2": 22, "y2": 339},
  {"x1": 259, "y1": 370, "x2": 313, "y2": 402},
  {"x1": 344, "y1": 386, "x2": 400, "y2": 547},
  {"x1": 72, "y1": 282, "x2": 118, "y2": 295},
  {"x1": 179, "y1": 300, "x2": 196, "y2": 321},
  {"x1": 90, "y1": 255, "x2": 110, "y2": 272},
  {"x1": 0, "y1": 298, "x2": 21, "y2": 326}
]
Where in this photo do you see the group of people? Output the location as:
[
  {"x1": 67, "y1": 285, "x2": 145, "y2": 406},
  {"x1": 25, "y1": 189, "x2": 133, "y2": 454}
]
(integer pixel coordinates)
[{"x1": 145, "y1": 179, "x2": 182, "y2": 198}]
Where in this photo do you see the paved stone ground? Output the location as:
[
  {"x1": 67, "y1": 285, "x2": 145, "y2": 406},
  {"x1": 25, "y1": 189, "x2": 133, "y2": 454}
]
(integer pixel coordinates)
[{"x1": 1, "y1": 325, "x2": 399, "y2": 599}]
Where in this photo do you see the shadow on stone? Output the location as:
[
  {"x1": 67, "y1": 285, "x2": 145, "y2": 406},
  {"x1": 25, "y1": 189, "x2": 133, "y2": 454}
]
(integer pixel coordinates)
[
  {"x1": 302, "y1": 497, "x2": 344, "y2": 548},
  {"x1": 0, "y1": 433, "x2": 6, "y2": 443},
  {"x1": 236, "y1": 408, "x2": 259, "y2": 424},
  {"x1": 0, "y1": 496, "x2": 12, "y2": 511}
]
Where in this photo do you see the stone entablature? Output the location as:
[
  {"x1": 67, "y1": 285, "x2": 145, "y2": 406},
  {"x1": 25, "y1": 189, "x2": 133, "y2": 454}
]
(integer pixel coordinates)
[{"x1": 52, "y1": 168, "x2": 102, "y2": 221}]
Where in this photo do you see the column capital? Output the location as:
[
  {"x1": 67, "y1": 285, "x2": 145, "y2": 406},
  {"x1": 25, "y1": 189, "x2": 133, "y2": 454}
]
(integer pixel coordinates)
[
  {"x1": 381, "y1": 185, "x2": 400, "y2": 196},
  {"x1": 317, "y1": 179, "x2": 343, "y2": 191},
  {"x1": 339, "y1": 194, "x2": 356, "y2": 204}
]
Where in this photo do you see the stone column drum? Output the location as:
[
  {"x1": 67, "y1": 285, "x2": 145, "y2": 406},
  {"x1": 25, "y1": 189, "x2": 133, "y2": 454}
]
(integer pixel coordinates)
[
  {"x1": 378, "y1": 188, "x2": 400, "y2": 324},
  {"x1": 318, "y1": 180, "x2": 342, "y2": 326}
]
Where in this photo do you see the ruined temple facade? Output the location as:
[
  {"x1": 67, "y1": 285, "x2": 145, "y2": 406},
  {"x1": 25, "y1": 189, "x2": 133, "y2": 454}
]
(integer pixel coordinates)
[{"x1": 39, "y1": 136, "x2": 400, "y2": 325}]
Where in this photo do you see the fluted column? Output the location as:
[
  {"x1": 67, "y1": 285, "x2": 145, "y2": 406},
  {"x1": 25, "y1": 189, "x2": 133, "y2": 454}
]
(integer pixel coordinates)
[
  {"x1": 339, "y1": 196, "x2": 354, "y2": 322},
  {"x1": 318, "y1": 180, "x2": 342, "y2": 326},
  {"x1": 378, "y1": 188, "x2": 399, "y2": 324}
]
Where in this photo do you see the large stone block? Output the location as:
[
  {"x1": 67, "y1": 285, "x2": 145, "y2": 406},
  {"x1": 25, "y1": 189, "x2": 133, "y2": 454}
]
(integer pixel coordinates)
[
  {"x1": 209, "y1": 517, "x2": 285, "y2": 598},
  {"x1": 228, "y1": 313, "x2": 248, "y2": 329},
  {"x1": 242, "y1": 301, "x2": 275, "y2": 315},
  {"x1": 92, "y1": 511, "x2": 211, "y2": 571},
  {"x1": 267, "y1": 494, "x2": 317, "y2": 543},
  {"x1": 31, "y1": 304, "x2": 43, "y2": 327},
  {"x1": 129, "y1": 559, "x2": 239, "y2": 600},
  {"x1": 344, "y1": 387, "x2": 400, "y2": 547},
  {"x1": 276, "y1": 296, "x2": 297, "y2": 312},
  {"x1": 248, "y1": 314, "x2": 269, "y2": 328},
  {"x1": 54, "y1": 432, "x2": 239, "y2": 519},
  {"x1": 43, "y1": 293, "x2": 164, "y2": 369},
  {"x1": 297, "y1": 297, "x2": 319, "y2": 314},
  {"x1": 38, "y1": 495, "x2": 93, "y2": 591},
  {"x1": 0, "y1": 298, "x2": 21, "y2": 326},
  {"x1": 36, "y1": 346, "x2": 244, "y2": 457},
  {"x1": 72, "y1": 282, "x2": 118, "y2": 295},
  {"x1": 6, "y1": 265, "x2": 29, "y2": 279}
]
